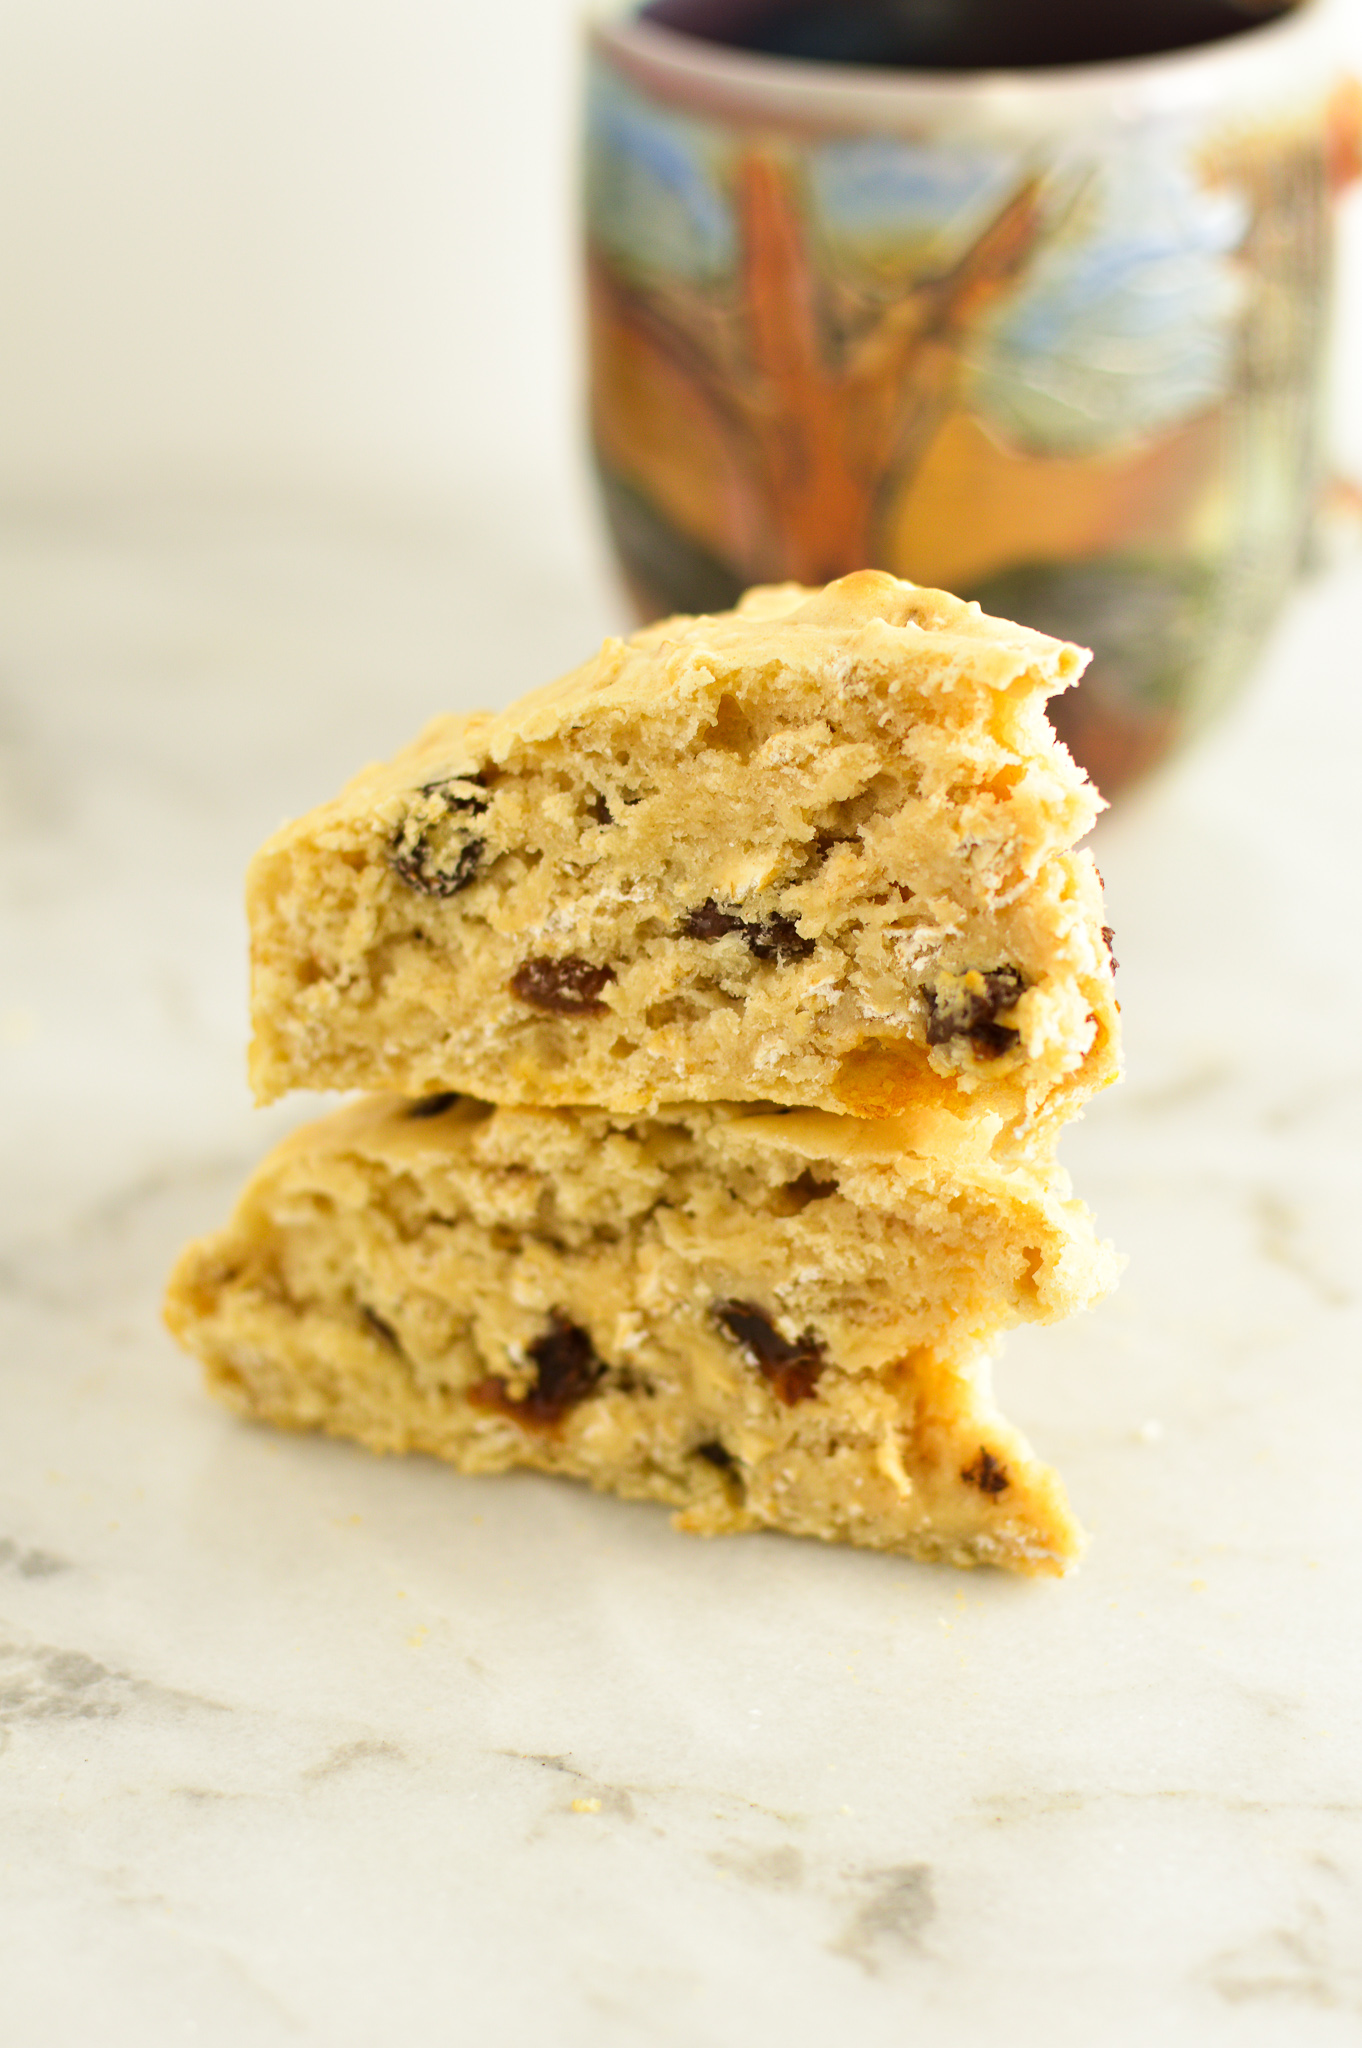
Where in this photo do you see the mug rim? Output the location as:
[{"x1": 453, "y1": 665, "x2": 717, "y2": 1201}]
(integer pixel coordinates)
[{"x1": 587, "y1": 0, "x2": 1342, "y2": 117}]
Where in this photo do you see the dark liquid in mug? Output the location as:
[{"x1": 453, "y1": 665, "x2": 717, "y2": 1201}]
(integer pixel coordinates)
[{"x1": 641, "y1": 0, "x2": 1297, "y2": 69}]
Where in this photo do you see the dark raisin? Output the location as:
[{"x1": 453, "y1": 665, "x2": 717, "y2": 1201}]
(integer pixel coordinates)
[
  {"x1": 925, "y1": 966, "x2": 1025, "y2": 1059},
  {"x1": 694, "y1": 1439, "x2": 735, "y2": 1470},
  {"x1": 683, "y1": 899, "x2": 814, "y2": 962},
  {"x1": 961, "y1": 1448, "x2": 1010, "y2": 1497},
  {"x1": 523, "y1": 1315, "x2": 605, "y2": 1418},
  {"x1": 468, "y1": 1312, "x2": 605, "y2": 1429},
  {"x1": 588, "y1": 792, "x2": 613, "y2": 825},
  {"x1": 714, "y1": 1299, "x2": 825, "y2": 1405},
  {"x1": 747, "y1": 913, "x2": 814, "y2": 962},
  {"x1": 360, "y1": 1305, "x2": 400, "y2": 1348},
  {"x1": 407, "y1": 1091, "x2": 460, "y2": 1120},
  {"x1": 393, "y1": 831, "x2": 483, "y2": 897},
  {"x1": 1102, "y1": 926, "x2": 1119, "y2": 971},
  {"x1": 389, "y1": 774, "x2": 489, "y2": 898},
  {"x1": 684, "y1": 899, "x2": 746, "y2": 942},
  {"x1": 773, "y1": 1169, "x2": 837, "y2": 1215},
  {"x1": 970, "y1": 1017, "x2": 1020, "y2": 1058},
  {"x1": 509, "y1": 956, "x2": 616, "y2": 1016}
]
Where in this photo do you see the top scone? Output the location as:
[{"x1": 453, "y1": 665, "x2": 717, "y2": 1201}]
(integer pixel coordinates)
[{"x1": 248, "y1": 572, "x2": 1119, "y2": 1149}]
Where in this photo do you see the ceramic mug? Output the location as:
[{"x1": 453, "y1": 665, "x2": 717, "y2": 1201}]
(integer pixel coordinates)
[{"x1": 584, "y1": 0, "x2": 1361, "y2": 794}]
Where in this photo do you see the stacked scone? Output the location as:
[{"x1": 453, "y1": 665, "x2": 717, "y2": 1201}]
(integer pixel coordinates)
[{"x1": 166, "y1": 572, "x2": 1121, "y2": 1574}]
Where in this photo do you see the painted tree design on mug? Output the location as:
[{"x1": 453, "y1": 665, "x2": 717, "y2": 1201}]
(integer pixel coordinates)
[
  {"x1": 592, "y1": 149, "x2": 1046, "y2": 586},
  {"x1": 590, "y1": 145, "x2": 1049, "y2": 593}
]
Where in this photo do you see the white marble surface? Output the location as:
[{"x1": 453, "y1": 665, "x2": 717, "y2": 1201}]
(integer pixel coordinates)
[{"x1": 2, "y1": 488, "x2": 1362, "y2": 2047}]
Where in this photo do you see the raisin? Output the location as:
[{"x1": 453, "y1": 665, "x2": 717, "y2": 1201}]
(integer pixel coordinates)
[
  {"x1": 961, "y1": 1448, "x2": 1010, "y2": 1497},
  {"x1": 1102, "y1": 926, "x2": 1119, "y2": 971},
  {"x1": 389, "y1": 774, "x2": 489, "y2": 898},
  {"x1": 970, "y1": 1018, "x2": 1020, "y2": 1058},
  {"x1": 523, "y1": 1314, "x2": 605, "y2": 1418},
  {"x1": 588, "y1": 792, "x2": 613, "y2": 825},
  {"x1": 714, "y1": 1299, "x2": 825, "y2": 1405},
  {"x1": 694, "y1": 1439, "x2": 736, "y2": 1470},
  {"x1": 685, "y1": 899, "x2": 746, "y2": 943},
  {"x1": 772, "y1": 1169, "x2": 837, "y2": 1215},
  {"x1": 407, "y1": 1091, "x2": 460, "y2": 1119},
  {"x1": 925, "y1": 966, "x2": 1025, "y2": 1059},
  {"x1": 683, "y1": 899, "x2": 814, "y2": 963},
  {"x1": 509, "y1": 956, "x2": 616, "y2": 1016},
  {"x1": 468, "y1": 1312, "x2": 604, "y2": 1428},
  {"x1": 747, "y1": 913, "x2": 814, "y2": 962}
]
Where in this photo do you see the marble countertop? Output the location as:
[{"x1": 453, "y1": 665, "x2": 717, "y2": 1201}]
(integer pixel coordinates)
[{"x1": 2, "y1": 487, "x2": 1360, "y2": 2047}]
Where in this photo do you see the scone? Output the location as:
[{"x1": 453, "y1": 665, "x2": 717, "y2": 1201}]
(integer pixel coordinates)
[
  {"x1": 165, "y1": 1091, "x2": 1119, "y2": 1574},
  {"x1": 247, "y1": 573, "x2": 1119, "y2": 1153}
]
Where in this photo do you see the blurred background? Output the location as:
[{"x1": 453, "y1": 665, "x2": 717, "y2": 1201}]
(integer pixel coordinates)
[
  {"x1": 0, "y1": 0, "x2": 1357, "y2": 538},
  {"x1": 0, "y1": 0, "x2": 590, "y2": 515}
]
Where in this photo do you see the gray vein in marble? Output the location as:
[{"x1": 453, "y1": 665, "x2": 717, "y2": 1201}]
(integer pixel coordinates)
[
  {"x1": 1252, "y1": 1190, "x2": 1355, "y2": 1309},
  {"x1": 1206, "y1": 1862, "x2": 1362, "y2": 2016},
  {"x1": 0, "y1": 1633, "x2": 230, "y2": 1733},
  {"x1": 1262, "y1": 1071, "x2": 1362, "y2": 1133},
  {"x1": 503, "y1": 1749, "x2": 942, "y2": 1982},
  {"x1": 0, "y1": 1640, "x2": 130, "y2": 1727},
  {"x1": 828, "y1": 1865, "x2": 936, "y2": 1975},
  {"x1": 982, "y1": 1786, "x2": 1362, "y2": 1824},
  {"x1": 500, "y1": 1749, "x2": 807, "y2": 1831},
  {"x1": 301, "y1": 1737, "x2": 408, "y2": 1781},
  {"x1": 0, "y1": 1538, "x2": 68, "y2": 1579},
  {"x1": 708, "y1": 1843, "x2": 806, "y2": 1891}
]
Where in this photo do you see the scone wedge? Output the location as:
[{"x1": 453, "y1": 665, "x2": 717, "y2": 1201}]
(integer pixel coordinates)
[
  {"x1": 165, "y1": 1091, "x2": 1119, "y2": 1574},
  {"x1": 248, "y1": 572, "x2": 1119, "y2": 1153}
]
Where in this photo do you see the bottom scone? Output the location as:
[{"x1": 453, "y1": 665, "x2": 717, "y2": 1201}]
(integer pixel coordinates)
[{"x1": 165, "y1": 1093, "x2": 1118, "y2": 1574}]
